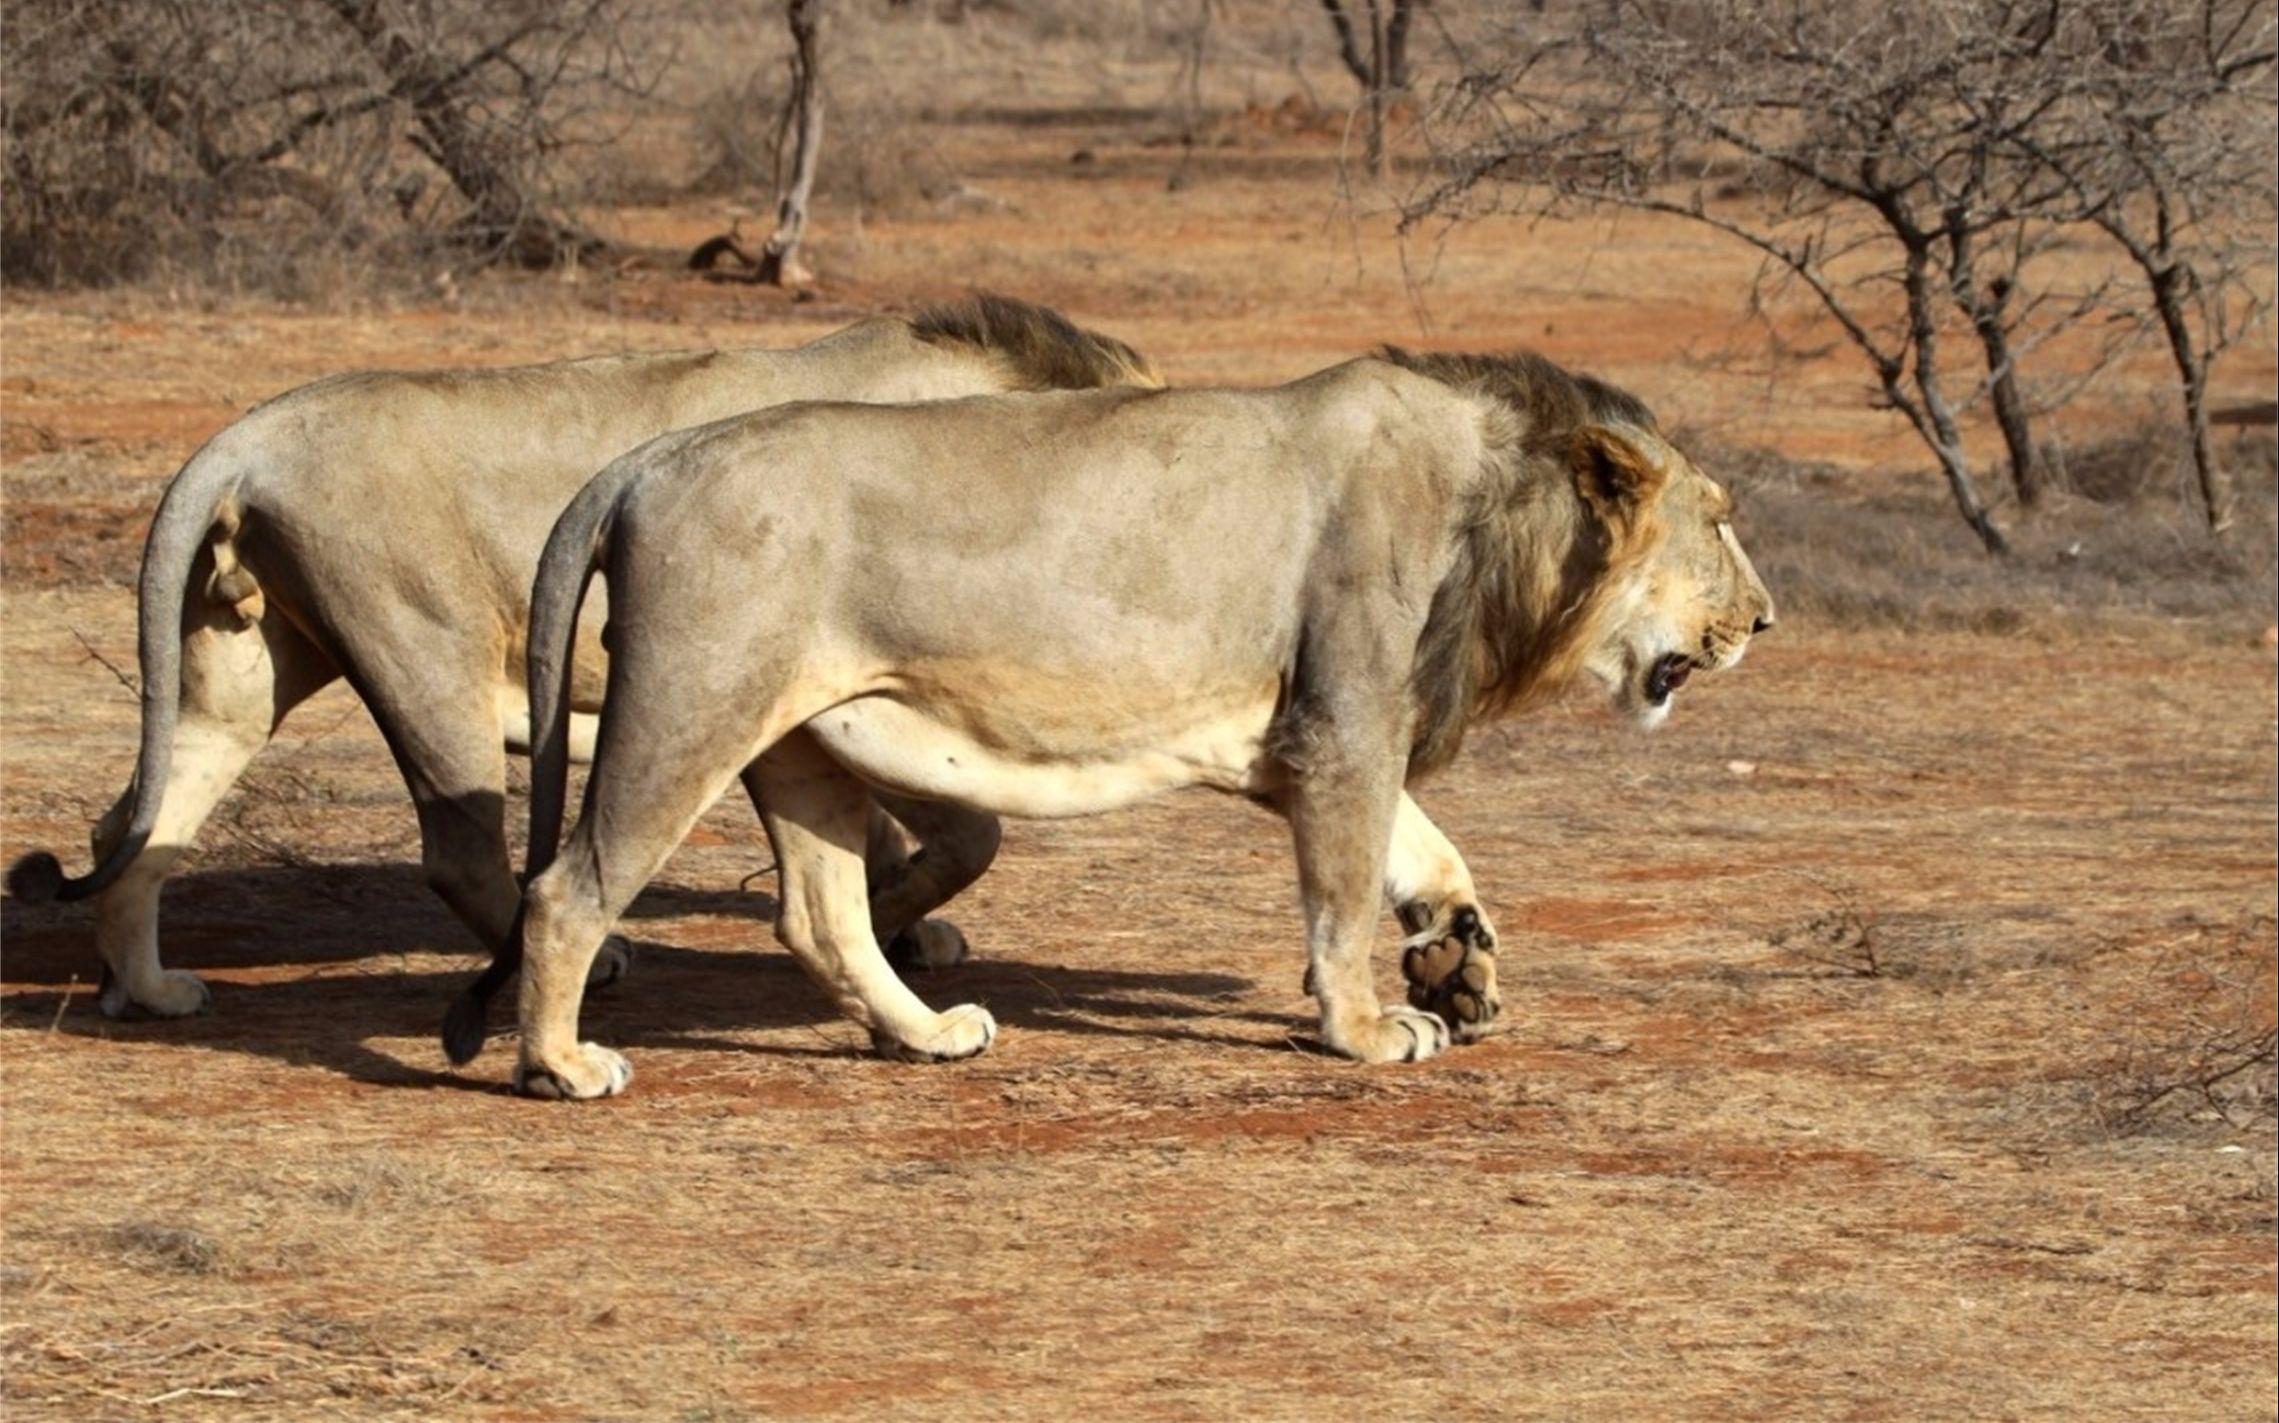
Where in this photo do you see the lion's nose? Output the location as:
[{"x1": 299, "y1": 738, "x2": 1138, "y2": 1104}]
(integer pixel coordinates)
[{"x1": 1752, "y1": 614, "x2": 1774, "y2": 634}]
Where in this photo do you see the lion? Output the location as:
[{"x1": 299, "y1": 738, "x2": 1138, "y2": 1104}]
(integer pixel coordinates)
[
  {"x1": 477, "y1": 345, "x2": 1774, "y2": 1099},
  {"x1": 5, "y1": 297, "x2": 1173, "y2": 1020}
]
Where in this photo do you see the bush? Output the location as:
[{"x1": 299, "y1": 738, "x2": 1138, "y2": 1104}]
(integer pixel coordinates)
[
  {"x1": 0, "y1": 0, "x2": 636, "y2": 291},
  {"x1": 1700, "y1": 427, "x2": 2279, "y2": 633}
]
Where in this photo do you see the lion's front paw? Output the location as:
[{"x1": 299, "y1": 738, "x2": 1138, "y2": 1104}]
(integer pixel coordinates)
[
  {"x1": 1325, "y1": 1003, "x2": 1451, "y2": 1064},
  {"x1": 884, "y1": 919, "x2": 971, "y2": 971},
  {"x1": 1400, "y1": 904, "x2": 1501, "y2": 1043},
  {"x1": 586, "y1": 935, "x2": 636, "y2": 989},
  {"x1": 874, "y1": 1003, "x2": 997, "y2": 1063},
  {"x1": 98, "y1": 967, "x2": 213, "y2": 1021},
  {"x1": 514, "y1": 1042, "x2": 634, "y2": 1100}
]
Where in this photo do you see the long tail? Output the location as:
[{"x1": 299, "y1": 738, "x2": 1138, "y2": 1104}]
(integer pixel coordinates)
[
  {"x1": 441, "y1": 456, "x2": 634, "y2": 1065},
  {"x1": 6, "y1": 442, "x2": 249, "y2": 905}
]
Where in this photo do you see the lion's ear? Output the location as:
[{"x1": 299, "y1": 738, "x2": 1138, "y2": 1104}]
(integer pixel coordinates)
[{"x1": 1570, "y1": 425, "x2": 1668, "y2": 523}]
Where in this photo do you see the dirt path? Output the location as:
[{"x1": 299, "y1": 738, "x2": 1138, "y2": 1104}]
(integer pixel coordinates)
[
  {"x1": 3, "y1": 161, "x2": 2274, "y2": 1419},
  {"x1": 6, "y1": 574, "x2": 2272, "y2": 1419}
]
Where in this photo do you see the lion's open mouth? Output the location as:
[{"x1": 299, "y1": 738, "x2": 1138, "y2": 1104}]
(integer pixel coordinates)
[{"x1": 1646, "y1": 652, "x2": 1694, "y2": 705}]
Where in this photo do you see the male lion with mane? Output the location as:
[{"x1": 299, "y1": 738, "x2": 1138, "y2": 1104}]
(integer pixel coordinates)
[
  {"x1": 7, "y1": 297, "x2": 1161, "y2": 1019},
  {"x1": 479, "y1": 345, "x2": 1772, "y2": 1099}
]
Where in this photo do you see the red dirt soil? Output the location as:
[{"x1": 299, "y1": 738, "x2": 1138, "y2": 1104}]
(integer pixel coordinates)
[{"x1": 3, "y1": 141, "x2": 2274, "y2": 1421}]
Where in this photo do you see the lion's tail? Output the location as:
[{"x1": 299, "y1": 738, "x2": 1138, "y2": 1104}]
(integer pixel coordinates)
[
  {"x1": 7, "y1": 438, "x2": 254, "y2": 906},
  {"x1": 441, "y1": 454, "x2": 634, "y2": 1066}
]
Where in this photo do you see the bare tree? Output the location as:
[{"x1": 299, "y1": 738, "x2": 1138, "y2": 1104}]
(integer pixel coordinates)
[
  {"x1": 1415, "y1": 0, "x2": 2273, "y2": 546},
  {"x1": 1924, "y1": 19, "x2": 2151, "y2": 514},
  {"x1": 1319, "y1": 0, "x2": 1424, "y2": 175},
  {"x1": 2013, "y1": 0, "x2": 2277, "y2": 533},
  {"x1": 1411, "y1": 0, "x2": 2138, "y2": 552},
  {"x1": 688, "y1": 0, "x2": 827, "y2": 287}
]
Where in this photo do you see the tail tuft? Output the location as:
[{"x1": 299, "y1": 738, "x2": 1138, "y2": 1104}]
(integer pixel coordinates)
[
  {"x1": 441, "y1": 907, "x2": 525, "y2": 1067},
  {"x1": 7, "y1": 851, "x2": 66, "y2": 904},
  {"x1": 440, "y1": 983, "x2": 492, "y2": 1067}
]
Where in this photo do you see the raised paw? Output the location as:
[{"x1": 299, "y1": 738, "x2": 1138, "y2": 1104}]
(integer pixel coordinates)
[
  {"x1": 98, "y1": 966, "x2": 213, "y2": 1021},
  {"x1": 1325, "y1": 1003, "x2": 1452, "y2": 1064},
  {"x1": 884, "y1": 919, "x2": 971, "y2": 971},
  {"x1": 514, "y1": 1042, "x2": 634, "y2": 1100},
  {"x1": 873, "y1": 1003, "x2": 997, "y2": 1064},
  {"x1": 586, "y1": 935, "x2": 636, "y2": 990},
  {"x1": 1399, "y1": 904, "x2": 1502, "y2": 1043}
]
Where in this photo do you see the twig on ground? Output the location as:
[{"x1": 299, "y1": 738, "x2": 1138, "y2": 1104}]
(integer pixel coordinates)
[
  {"x1": 47, "y1": 975, "x2": 78, "y2": 1032},
  {"x1": 68, "y1": 626, "x2": 137, "y2": 695}
]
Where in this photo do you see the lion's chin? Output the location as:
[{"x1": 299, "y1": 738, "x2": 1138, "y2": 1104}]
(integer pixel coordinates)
[
  {"x1": 1646, "y1": 651, "x2": 1694, "y2": 702},
  {"x1": 1588, "y1": 648, "x2": 1679, "y2": 730},
  {"x1": 1607, "y1": 649, "x2": 1692, "y2": 730}
]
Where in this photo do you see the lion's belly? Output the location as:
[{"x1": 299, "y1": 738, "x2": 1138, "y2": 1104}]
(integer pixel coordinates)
[{"x1": 806, "y1": 691, "x2": 1281, "y2": 819}]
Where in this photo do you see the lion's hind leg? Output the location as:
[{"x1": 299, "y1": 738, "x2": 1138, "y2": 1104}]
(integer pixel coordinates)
[
  {"x1": 92, "y1": 607, "x2": 336, "y2": 1018},
  {"x1": 747, "y1": 734, "x2": 996, "y2": 1063},
  {"x1": 512, "y1": 682, "x2": 812, "y2": 1099}
]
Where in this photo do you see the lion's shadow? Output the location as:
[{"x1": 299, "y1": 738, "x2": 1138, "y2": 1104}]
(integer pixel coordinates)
[{"x1": 0, "y1": 861, "x2": 1276, "y2": 1090}]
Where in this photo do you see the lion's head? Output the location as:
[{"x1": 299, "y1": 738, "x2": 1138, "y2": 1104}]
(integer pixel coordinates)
[
  {"x1": 1385, "y1": 346, "x2": 1772, "y2": 771},
  {"x1": 1568, "y1": 423, "x2": 1773, "y2": 729}
]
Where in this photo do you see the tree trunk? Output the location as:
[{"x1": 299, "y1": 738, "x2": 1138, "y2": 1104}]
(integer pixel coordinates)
[
  {"x1": 1921, "y1": 384, "x2": 2012, "y2": 556},
  {"x1": 1383, "y1": 0, "x2": 1415, "y2": 91},
  {"x1": 1322, "y1": 0, "x2": 1407, "y2": 177},
  {"x1": 1365, "y1": 1, "x2": 1389, "y2": 178},
  {"x1": 755, "y1": 0, "x2": 825, "y2": 287},
  {"x1": 1320, "y1": 0, "x2": 1370, "y2": 86},
  {"x1": 2149, "y1": 265, "x2": 2232, "y2": 535},
  {"x1": 1903, "y1": 245, "x2": 2010, "y2": 555},
  {"x1": 1972, "y1": 283, "x2": 2042, "y2": 509},
  {"x1": 1943, "y1": 226, "x2": 2040, "y2": 509}
]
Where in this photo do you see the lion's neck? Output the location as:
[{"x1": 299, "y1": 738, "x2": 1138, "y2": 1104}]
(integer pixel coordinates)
[{"x1": 1408, "y1": 453, "x2": 1614, "y2": 778}]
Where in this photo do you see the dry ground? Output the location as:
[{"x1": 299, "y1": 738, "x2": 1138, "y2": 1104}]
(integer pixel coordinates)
[{"x1": 3, "y1": 121, "x2": 2275, "y2": 1421}]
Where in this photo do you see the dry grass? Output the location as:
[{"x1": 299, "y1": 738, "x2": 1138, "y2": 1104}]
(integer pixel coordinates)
[
  {"x1": 2093, "y1": 916, "x2": 2279, "y2": 1136},
  {"x1": 3, "y1": 95, "x2": 2276, "y2": 1420},
  {"x1": 1704, "y1": 427, "x2": 2279, "y2": 633},
  {"x1": 6, "y1": 602, "x2": 2272, "y2": 1418}
]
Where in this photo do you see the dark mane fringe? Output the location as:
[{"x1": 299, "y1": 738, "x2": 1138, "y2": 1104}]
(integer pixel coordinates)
[
  {"x1": 1378, "y1": 346, "x2": 1656, "y2": 437},
  {"x1": 1382, "y1": 345, "x2": 1664, "y2": 777},
  {"x1": 910, "y1": 293, "x2": 1161, "y2": 392}
]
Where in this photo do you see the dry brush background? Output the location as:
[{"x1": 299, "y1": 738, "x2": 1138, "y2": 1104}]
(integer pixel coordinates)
[{"x1": 2, "y1": 2, "x2": 2275, "y2": 1419}]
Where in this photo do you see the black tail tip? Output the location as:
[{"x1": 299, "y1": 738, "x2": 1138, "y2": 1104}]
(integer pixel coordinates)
[
  {"x1": 6, "y1": 851, "x2": 65, "y2": 904},
  {"x1": 440, "y1": 986, "x2": 493, "y2": 1067}
]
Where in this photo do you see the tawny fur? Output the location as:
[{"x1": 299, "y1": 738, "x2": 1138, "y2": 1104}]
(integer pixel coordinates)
[
  {"x1": 499, "y1": 349, "x2": 1774, "y2": 1097},
  {"x1": 4, "y1": 297, "x2": 1153, "y2": 1032}
]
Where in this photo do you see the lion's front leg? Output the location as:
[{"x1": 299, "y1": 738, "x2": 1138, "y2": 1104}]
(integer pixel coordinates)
[
  {"x1": 1385, "y1": 795, "x2": 1501, "y2": 1042},
  {"x1": 1289, "y1": 758, "x2": 1452, "y2": 1065}
]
